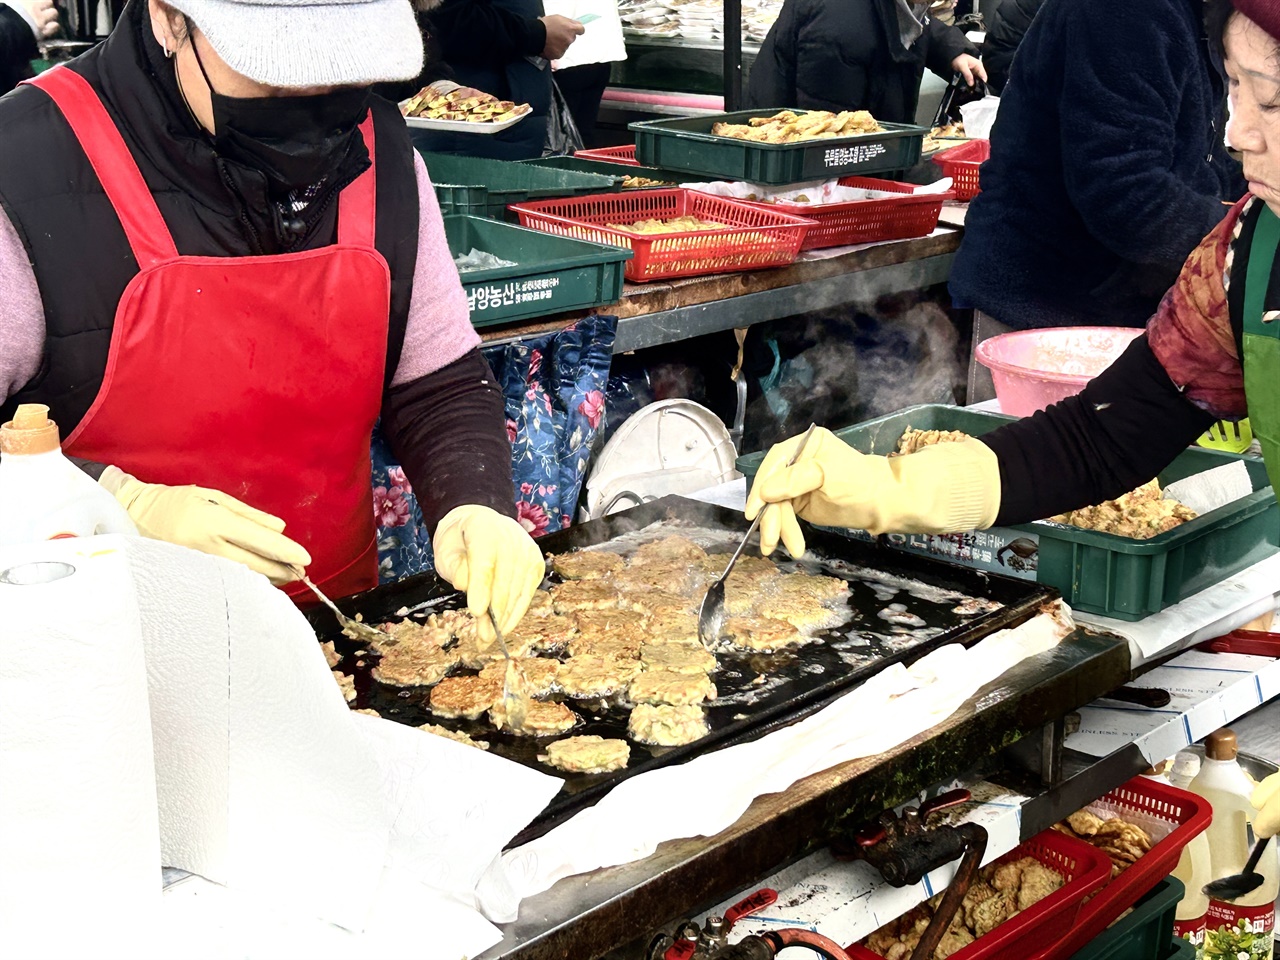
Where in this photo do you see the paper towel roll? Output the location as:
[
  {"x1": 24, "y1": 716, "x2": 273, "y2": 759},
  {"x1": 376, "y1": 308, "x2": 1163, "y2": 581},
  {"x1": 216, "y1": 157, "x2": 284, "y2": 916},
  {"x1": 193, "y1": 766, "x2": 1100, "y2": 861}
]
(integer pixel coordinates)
[{"x1": 0, "y1": 538, "x2": 162, "y2": 958}]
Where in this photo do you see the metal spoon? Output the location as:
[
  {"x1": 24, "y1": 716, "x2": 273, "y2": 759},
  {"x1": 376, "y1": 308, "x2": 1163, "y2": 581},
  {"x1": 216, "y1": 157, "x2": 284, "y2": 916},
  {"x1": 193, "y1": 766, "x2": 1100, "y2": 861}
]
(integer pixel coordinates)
[
  {"x1": 490, "y1": 611, "x2": 529, "y2": 733},
  {"x1": 291, "y1": 566, "x2": 395, "y2": 647},
  {"x1": 697, "y1": 423, "x2": 818, "y2": 648},
  {"x1": 1204, "y1": 836, "x2": 1271, "y2": 901}
]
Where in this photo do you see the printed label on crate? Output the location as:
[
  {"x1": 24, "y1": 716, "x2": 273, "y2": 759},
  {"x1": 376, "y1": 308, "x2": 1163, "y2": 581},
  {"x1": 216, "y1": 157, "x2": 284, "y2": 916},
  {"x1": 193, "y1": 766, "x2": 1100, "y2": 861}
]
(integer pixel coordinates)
[
  {"x1": 839, "y1": 527, "x2": 1040, "y2": 578},
  {"x1": 466, "y1": 276, "x2": 561, "y2": 313},
  {"x1": 823, "y1": 143, "x2": 888, "y2": 167},
  {"x1": 1175, "y1": 916, "x2": 1206, "y2": 960},
  {"x1": 1206, "y1": 900, "x2": 1274, "y2": 959}
]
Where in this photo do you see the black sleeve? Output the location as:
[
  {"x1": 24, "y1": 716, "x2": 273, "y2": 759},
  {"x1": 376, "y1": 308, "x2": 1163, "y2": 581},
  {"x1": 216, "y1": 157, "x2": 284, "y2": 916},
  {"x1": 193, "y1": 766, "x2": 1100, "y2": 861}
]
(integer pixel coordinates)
[
  {"x1": 0, "y1": 4, "x2": 37, "y2": 97},
  {"x1": 985, "y1": 335, "x2": 1216, "y2": 525},
  {"x1": 381, "y1": 348, "x2": 517, "y2": 535},
  {"x1": 431, "y1": 0, "x2": 547, "y2": 66},
  {"x1": 922, "y1": 16, "x2": 977, "y2": 79},
  {"x1": 69, "y1": 456, "x2": 108, "y2": 481}
]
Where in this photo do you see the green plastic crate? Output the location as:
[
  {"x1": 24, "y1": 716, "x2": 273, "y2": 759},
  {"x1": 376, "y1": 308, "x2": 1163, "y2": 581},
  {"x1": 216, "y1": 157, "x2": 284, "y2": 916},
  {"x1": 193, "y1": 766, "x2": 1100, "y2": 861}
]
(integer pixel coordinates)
[
  {"x1": 629, "y1": 109, "x2": 927, "y2": 185},
  {"x1": 520, "y1": 155, "x2": 688, "y2": 187},
  {"x1": 736, "y1": 404, "x2": 1280, "y2": 621},
  {"x1": 443, "y1": 215, "x2": 631, "y2": 327},
  {"x1": 422, "y1": 152, "x2": 624, "y2": 220},
  {"x1": 1165, "y1": 937, "x2": 1194, "y2": 960},
  {"x1": 1066, "y1": 877, "x2": 1184, "y2": 960}
]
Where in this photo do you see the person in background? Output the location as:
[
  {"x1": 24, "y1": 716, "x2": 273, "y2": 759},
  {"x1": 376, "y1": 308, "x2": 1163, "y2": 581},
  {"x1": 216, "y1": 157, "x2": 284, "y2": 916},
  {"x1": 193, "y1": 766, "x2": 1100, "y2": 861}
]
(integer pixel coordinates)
[
  {"x1": 981, "y1": 0, "x2": 1048, "y2": 94},
  {"x1": 0, "y1": 0, "x2": 544, "y2": 639},
  {"x1": 554, "y1": 60, "x2": 608, "y2": 145},
  {"x1": 746, "y1": 0, "x2": 986, "y2": 125},
  {"x1": 744, "y1": 0, "x2": 1280, "y2": 631},
  {"x1": 1, "y1": 0, "x2": 58, "y2": 94},
  {"x1": 417, "y1": 0, "x2": 583, "y2": 159},
  {"x1": 949, "y1": 0, "x2": 1244, "y2": 402}
]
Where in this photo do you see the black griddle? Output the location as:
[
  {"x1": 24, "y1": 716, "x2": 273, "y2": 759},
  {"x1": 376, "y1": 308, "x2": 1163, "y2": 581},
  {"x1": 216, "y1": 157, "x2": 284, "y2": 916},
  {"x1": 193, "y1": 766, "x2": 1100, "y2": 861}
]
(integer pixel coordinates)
[{"x1": 308, "y1": 497, "x2": 1058, "y2": 846}]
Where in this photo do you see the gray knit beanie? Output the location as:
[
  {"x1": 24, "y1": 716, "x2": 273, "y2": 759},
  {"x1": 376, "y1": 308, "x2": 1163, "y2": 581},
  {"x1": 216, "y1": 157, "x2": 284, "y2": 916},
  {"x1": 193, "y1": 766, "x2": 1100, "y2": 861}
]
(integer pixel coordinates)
[{"x1": 167, "y1": 0, "x2": 424, "y2": 88}]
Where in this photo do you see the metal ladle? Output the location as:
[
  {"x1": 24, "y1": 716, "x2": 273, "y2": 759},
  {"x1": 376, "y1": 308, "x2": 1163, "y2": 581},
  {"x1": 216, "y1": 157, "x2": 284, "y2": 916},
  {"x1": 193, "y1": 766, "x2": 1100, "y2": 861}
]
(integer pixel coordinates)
[
  {"x1": 1203, "y1": 836, "x2": 1271, "y2": 901},
  {"x1": 291, "y1": 566, "x2": 395, "y2": 646}
]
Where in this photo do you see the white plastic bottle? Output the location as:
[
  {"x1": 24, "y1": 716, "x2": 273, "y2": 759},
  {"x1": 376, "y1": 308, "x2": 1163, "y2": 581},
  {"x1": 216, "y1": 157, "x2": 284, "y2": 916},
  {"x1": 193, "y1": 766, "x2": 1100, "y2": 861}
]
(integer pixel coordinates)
[
  {"x1": 0, "y1": 404, "x2": 136, "y2": 543},
  {"x1": 1172, "y1": 831, "x2": 1211, "y2": 958},
  {"x1": 1190, "y1": 729, "x2": 1279, "y2": 960}
]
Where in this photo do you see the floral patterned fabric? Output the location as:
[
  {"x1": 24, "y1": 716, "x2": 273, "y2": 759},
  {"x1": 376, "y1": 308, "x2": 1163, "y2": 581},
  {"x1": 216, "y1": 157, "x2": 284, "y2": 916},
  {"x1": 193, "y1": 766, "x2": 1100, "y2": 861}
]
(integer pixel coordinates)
[{"x1": 370, "y1": 314, "x2": 618, "y2": 583}]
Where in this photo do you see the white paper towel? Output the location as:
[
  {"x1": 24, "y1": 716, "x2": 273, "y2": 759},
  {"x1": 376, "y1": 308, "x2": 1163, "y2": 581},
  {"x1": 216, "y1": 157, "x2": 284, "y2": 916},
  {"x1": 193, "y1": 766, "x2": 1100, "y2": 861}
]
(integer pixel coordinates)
[
  {"x1": 477, "y1": 603, "x2": 1073, "y2": 922},
  {"x1": 0, "y1": 539, "x2": 162, "y2": 958},
  {"x1": 1164, "y1": 460, "x2": 1253, "y2": 516}
]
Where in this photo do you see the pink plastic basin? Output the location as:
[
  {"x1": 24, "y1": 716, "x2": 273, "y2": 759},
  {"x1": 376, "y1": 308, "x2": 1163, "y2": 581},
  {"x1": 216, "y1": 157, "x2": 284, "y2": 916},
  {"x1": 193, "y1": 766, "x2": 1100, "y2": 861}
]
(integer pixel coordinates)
[{"x1": 975, "y1": 326, "x2": 1144, "y2": 416}]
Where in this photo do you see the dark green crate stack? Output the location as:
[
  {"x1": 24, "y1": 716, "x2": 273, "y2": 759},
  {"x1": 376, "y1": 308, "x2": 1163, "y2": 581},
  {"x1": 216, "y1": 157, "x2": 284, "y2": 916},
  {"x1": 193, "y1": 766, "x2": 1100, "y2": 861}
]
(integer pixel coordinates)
[
  {"x1": 1066, "y1": 877, "x2": 1191, "y2": 960},
  {"x1": 629, "y1": 110, "x2": 928, "y2": 185},
  {"x1": 443, "y1": 215, "x2": 630, "y2": 327},
  {"x1": 735, "y1": 404, "x2": 1279, "y2": 621},
  {"x1": 422, "y1": 152, "x2": 625, "y2": 220},
  {"x1": 520, "y1": 154, "x2": 692, "y2": 187}
]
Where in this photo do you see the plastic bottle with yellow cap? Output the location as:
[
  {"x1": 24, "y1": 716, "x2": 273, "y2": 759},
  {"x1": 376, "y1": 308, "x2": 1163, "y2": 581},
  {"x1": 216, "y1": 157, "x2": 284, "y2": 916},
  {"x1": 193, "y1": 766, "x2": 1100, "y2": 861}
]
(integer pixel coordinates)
[{"x1": 0, "y1": 404, "x2": 136, "y2": 544}]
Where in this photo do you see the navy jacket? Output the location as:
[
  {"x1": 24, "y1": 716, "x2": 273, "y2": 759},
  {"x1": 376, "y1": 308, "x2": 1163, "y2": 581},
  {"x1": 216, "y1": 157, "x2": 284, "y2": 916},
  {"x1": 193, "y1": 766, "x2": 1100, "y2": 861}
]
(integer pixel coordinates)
[
  {"x1": 747, "y1": 0, "x2": 975, "y2": 125},
  {"x1": 950, "y1": 0, "x2": 1245, "y2": 330}
]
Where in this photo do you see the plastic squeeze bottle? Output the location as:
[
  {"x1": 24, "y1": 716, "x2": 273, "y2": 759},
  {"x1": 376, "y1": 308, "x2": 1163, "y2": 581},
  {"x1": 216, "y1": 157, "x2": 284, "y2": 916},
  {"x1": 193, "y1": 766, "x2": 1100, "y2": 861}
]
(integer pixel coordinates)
[
  {"x1": 0, "y1": 404, "x2": 136, "y2": 544},
  {"x1": 1190, "y1": 728, "x2": 1280, "y2": 960},
  {"x1": 1171, "y1": 829, "x2": 1211, "y2": 958}
]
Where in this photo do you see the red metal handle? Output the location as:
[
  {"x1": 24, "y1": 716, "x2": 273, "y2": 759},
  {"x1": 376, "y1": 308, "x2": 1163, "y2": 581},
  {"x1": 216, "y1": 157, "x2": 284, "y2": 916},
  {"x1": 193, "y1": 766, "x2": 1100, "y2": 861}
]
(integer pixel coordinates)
[
  {"x1": 725, "y1": 888, "x2": 779, "y2": 928},
  {"x1": 1198, "y1": 630, "x2": 1280, "y2": 658},
  {"x1": 918, "y1": 788, "x2": 971, "y2": 820},
  {"x1": 664, "y1": 939, "x2": 697, "y2": 960}
]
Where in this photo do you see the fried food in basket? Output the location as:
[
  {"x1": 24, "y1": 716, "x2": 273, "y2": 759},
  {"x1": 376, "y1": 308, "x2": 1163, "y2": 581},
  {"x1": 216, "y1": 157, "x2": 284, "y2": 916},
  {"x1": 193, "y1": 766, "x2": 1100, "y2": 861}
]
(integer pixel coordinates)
[
  {"x1": 711, "y1": 109, "x2": 883, "y2": 144},
  {"x1": 1053, "y1": 807, "x2": 1153, "y2": 877},
  {"x1": 863, "y1": 856, "x2": 1063, "y2": 959},
  {"x1": 606, "y1": 216, "x2": 730, "y2": 235},
  {"x1": 400, "y1": 86, "x2": 531, "y2": 124},
  {"x1": 897, "y1": 426, "x2": 1198, "y2": 539},
  {"x1": 622, "y1": 175, "x2": 676, "y2": 188}
]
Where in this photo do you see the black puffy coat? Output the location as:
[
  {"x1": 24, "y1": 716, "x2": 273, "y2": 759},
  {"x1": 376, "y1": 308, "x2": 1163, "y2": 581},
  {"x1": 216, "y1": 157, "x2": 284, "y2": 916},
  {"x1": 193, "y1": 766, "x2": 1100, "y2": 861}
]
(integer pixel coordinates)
[
  {"x1": 0, "y1": 3, "x2": 37, "y2": 96},
  {"x1": 981, "y1": 0, "x2": 1047, "y2": 94},
  {"x1": 747, "y1": 0, "x2": 976, "y2": 124}
]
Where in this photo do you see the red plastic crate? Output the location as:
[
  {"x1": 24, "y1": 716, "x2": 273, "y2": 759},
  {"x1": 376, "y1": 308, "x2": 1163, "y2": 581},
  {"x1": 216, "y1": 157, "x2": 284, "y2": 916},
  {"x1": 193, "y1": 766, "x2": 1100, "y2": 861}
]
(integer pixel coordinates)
[
  {"x1": 932, "y1": 139, "x2": 990, "y2": 201},
  {"x1": 508, "y1": 189, "x2": 814, "y2": 283},
  {"x1": 574, "y1": 144, "x2": 640, "y2": 166},
  {"x1": 848, "y1": 830, "x2": 1111, "y2": 960},
  {"x1": 1034, "y1": 778, "x2": 1211, "y2": 960},
  {"x1": 732, "y1": 177, "x2": 954, "y2": 250}
]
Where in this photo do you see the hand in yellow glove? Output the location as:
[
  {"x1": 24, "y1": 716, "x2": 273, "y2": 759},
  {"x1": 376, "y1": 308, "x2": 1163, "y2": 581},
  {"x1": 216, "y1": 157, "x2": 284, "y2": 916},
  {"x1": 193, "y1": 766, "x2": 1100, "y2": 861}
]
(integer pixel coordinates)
[
  {"x1": 744, "y1": 427, "x2": 1002, "y2": 557},
  {"x1": 432, "y1": 504, "x2": 547, "y2": 643},
  {"x1": 1253, "y1": 771, "x2": 1280, "y2": 839},
  {"x1": 99, "y1": 466, "x2": 310, "y2": 584}
]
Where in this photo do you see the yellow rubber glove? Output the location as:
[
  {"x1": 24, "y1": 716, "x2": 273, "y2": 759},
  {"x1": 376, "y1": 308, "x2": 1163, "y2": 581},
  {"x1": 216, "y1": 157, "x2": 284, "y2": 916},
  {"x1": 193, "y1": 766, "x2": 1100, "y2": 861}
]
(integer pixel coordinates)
[
  {"x1": 744, "y1": 427, "x2": 1002, "y2": 557},
  {"x1": 432, "y1": 504, "x2": 547, "y2": 642},
  {"x1": 99, "y1": 466, "x2": 310, "y2": 584},
  {"x1": 1252, "y1": 771, "x2": 1280, "y2": 838}
]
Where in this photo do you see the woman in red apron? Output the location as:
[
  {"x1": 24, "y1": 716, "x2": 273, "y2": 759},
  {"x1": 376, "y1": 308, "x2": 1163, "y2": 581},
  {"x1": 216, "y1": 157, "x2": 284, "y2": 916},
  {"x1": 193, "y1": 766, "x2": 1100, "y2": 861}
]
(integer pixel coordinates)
[{"x1": 0, "y1": 0, "x2": 544, "y2": 639}]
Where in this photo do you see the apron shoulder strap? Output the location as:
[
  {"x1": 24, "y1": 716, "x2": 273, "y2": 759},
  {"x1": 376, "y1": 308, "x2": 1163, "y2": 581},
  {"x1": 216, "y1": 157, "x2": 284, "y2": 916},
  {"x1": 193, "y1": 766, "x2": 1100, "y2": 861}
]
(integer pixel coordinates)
[
  {"x1": 1244, "y1": 203, "x2": 1280, "y2": 338},
  {"x1": 22, "y1": 67, "x2": 179, "y2": 269},
  {"x1": 337, "y1": 113, "x2": 377, "y2": 249}
]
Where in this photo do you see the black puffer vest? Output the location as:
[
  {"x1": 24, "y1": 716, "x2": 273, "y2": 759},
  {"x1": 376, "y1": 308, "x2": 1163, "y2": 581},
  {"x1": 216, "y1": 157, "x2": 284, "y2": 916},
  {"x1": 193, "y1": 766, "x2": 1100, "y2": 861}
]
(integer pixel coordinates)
[{"x1": 0, "y1": 0, "x2": 419, "y2": 432}]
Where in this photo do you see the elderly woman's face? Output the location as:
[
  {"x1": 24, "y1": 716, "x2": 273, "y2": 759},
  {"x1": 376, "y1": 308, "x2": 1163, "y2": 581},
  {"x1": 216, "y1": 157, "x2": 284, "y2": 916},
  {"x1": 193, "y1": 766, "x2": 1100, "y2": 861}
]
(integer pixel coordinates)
[{"x1": 1226, "y1": 13, "x2": 1280, "y2": 214}]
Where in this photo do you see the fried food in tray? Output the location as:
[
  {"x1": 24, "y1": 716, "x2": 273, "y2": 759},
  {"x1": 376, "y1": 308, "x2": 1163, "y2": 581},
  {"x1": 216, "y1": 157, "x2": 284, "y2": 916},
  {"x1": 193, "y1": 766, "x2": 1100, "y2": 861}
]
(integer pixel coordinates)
[
  {"x1": 628, "y1": 669, "x2": 716, "y2": 706},
  {"x1": 540, "y1": 735, "x2": 631, "y2": 774},
  {"x1": 558, "y1": 654, "x2": 644, "y2": 699},
  {"x1": 490, "y1": 698, "x2": 578, "y2": 737},
  {"x1": 898, "y1": 426, "x2": 1199, "y2": 539},
  {"x1": 623, "y1": 175, "x2": 676, "y2": 188},
  {"x1": 479, "y1": 656, "x2": 561, "y2": 696},
  {"x1": 863, "y1": 855, "x2": 1064, "y2": 959},
  {"x1": 1052, "y1": 807, "x2": 1154, "y2": 877},
  {"x1": 922, "y1": 121, "x2": 966, "y2": 154},
  {"x1": 628, "y1": 703, "x2": 710, "y2": 746},
  {"x1": 400, "y1": 86, "x2": 532, "y2": 124},
  {"x1": 711, "y1": 109, "x2": 883, "y2": 144},
  {"x1": 605, "y1": 215, "x2": 730, "y2": 235},
  {"x1": 551, "y1": 549, "x2": 625, "y2": 581},
  {"x1": 429, "y1": 675, "x2": 503, "y2": 720}
]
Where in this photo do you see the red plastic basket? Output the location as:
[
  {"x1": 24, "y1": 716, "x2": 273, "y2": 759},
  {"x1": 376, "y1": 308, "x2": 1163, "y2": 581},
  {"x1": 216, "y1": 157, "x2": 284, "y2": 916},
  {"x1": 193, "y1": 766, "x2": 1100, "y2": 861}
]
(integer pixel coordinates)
[
  {"x1": 932, "y1": 139, "x2": 990, "y2": 201},
  {"x1": 732, "y1": 177, "x2": 954, "y2": 250},
  {"x1": 574, "y1": 144, "x2": 640, "y2": 166},
  {"x1": 848, "y1": 830, "x2": 1111, "y2": 960},
  {"x1": 1032, "y1": 778, "x2": 1211, "y2": 960},
  {"x1": 508, "y1": 189, "x2": 814, "y2": 283}
]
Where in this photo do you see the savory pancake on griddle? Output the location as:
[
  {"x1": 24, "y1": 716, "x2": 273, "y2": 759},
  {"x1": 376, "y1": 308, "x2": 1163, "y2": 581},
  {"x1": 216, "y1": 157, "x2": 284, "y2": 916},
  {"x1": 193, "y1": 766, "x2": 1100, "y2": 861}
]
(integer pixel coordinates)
[
  {"x1": 628, "y1": 669, "x2": 716, "y2": 706},
  {"x1": 628, "y1": 703, "x2": 709, "y2": 746},
  {"x1": 429, "y1": 675, "x2": 503, "y2": 719},
  {"x1": 551, "y1": 550, "x2": 625, "y2": 581},
  {"x1": 540, "y1": 735, "x2": 630, "y2": 774}
]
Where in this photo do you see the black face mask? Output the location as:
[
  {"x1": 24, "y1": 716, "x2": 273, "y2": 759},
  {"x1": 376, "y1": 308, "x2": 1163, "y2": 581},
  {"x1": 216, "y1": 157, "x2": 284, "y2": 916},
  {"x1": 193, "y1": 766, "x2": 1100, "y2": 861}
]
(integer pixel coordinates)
[{"x1": 191, "y1": 40, "x2": 369, "y2": 199}]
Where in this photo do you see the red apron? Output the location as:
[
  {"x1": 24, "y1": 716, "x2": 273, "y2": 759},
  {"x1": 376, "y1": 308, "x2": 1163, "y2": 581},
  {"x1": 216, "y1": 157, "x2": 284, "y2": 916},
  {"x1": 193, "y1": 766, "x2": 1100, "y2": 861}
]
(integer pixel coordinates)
[{"x1": 27, "y1": 67, "x2": 389, "y2": 600}]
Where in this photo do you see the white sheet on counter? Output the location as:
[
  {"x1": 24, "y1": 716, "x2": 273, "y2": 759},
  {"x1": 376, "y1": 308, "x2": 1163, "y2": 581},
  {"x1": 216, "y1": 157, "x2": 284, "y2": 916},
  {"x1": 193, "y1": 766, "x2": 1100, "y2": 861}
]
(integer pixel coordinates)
[{"x1": 475, "y1": 604, "x2": 1075, "y2": 922}]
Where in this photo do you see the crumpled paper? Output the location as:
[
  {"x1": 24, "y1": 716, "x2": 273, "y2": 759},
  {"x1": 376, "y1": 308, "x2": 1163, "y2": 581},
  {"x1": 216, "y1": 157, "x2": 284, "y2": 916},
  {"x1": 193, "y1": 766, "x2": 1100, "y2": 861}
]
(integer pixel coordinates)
[
  {"x1": 684, "y1": 177, "x2": 954, "y2": 206},
  {"x1": 476, "y1": 603, "x2": 1074, "y2": 922}
]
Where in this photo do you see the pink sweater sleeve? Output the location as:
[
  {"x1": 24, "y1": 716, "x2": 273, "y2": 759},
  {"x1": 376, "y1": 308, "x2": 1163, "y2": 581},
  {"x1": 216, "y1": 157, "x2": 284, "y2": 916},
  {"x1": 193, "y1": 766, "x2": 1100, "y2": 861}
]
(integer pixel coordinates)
[
  {"x1": 0, "y1": 206, "x2": 44, "y2": 403},
  {"x1": 390, "y1": 152, "x2": 482, "y2": 387}
]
